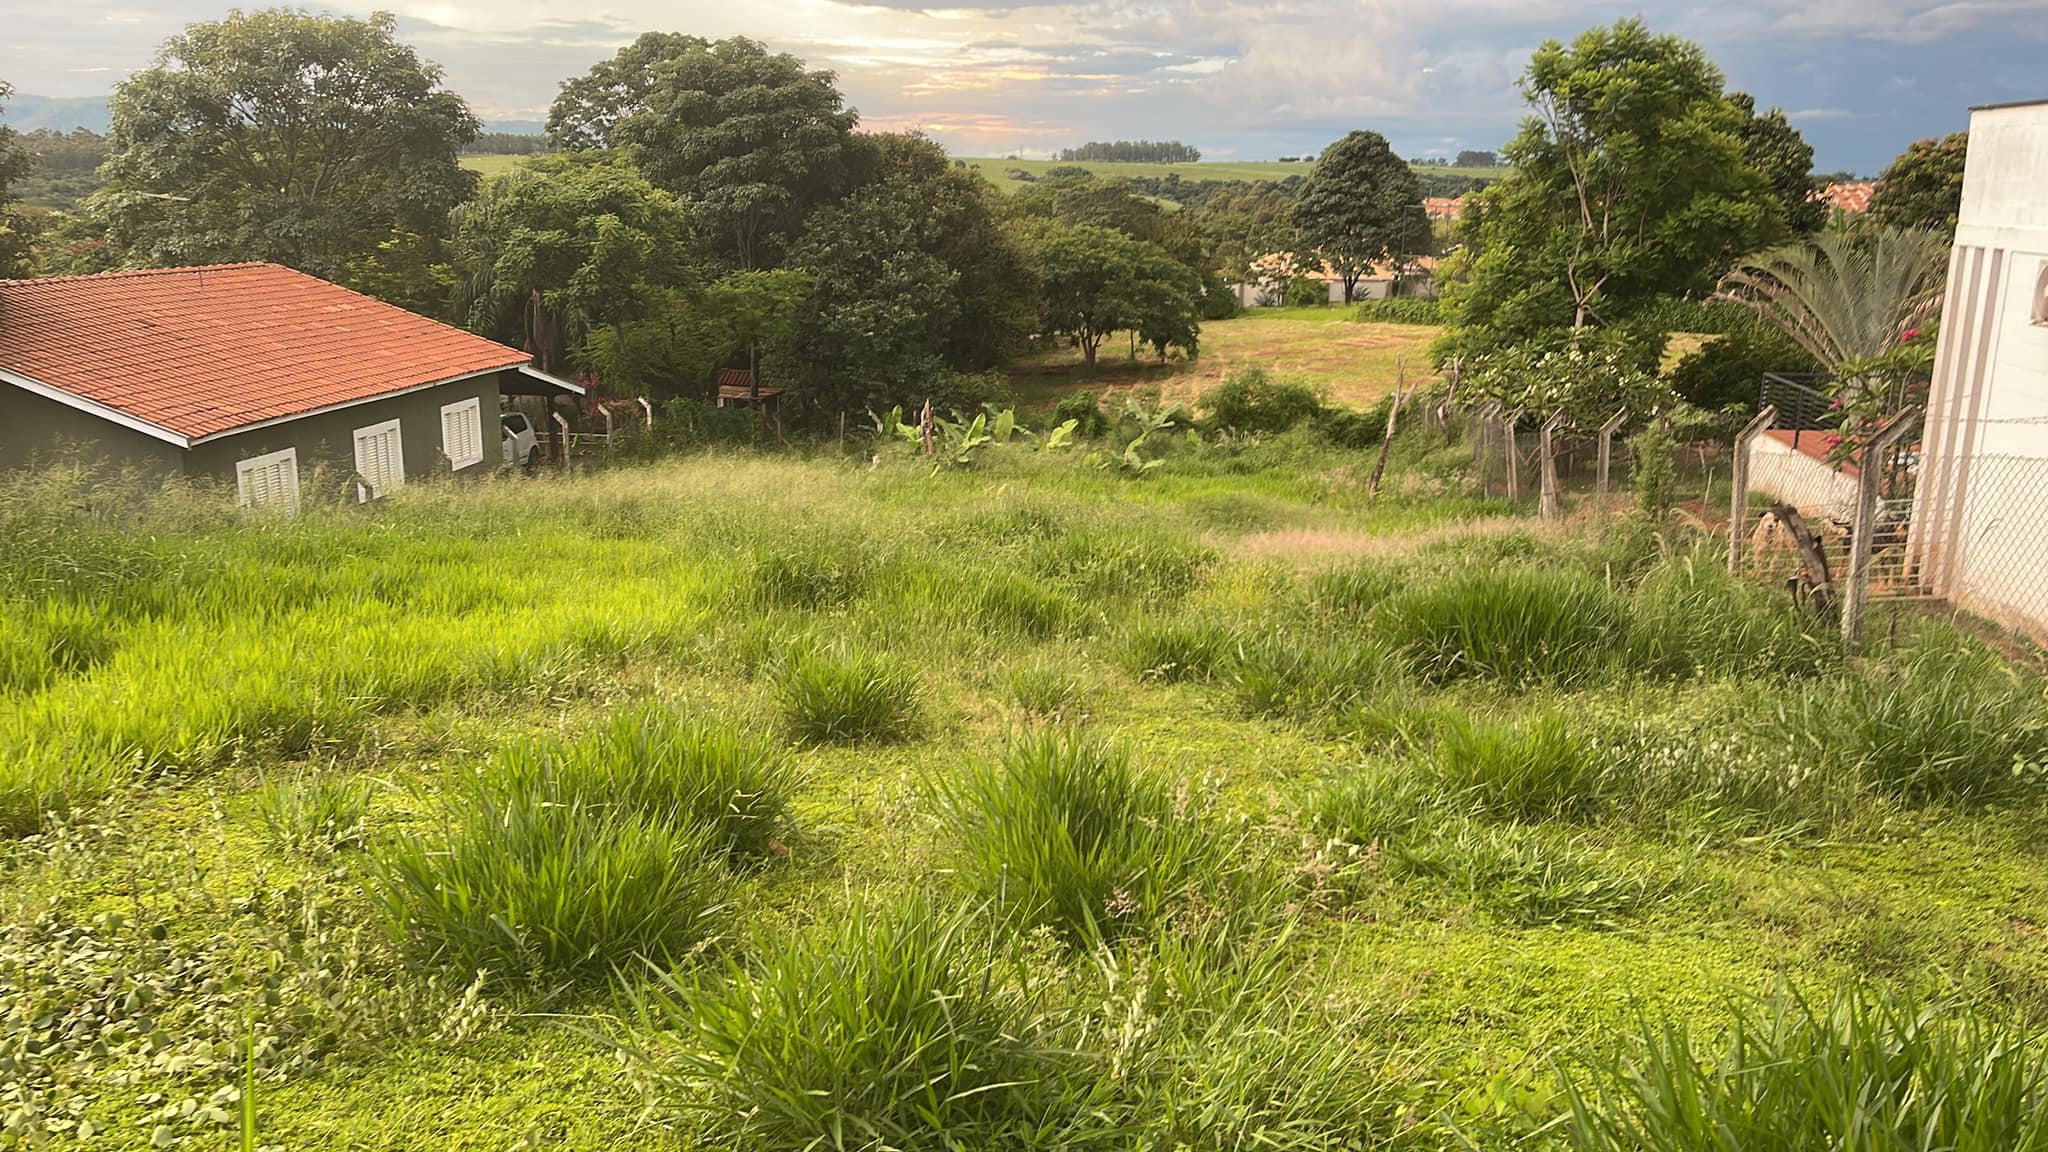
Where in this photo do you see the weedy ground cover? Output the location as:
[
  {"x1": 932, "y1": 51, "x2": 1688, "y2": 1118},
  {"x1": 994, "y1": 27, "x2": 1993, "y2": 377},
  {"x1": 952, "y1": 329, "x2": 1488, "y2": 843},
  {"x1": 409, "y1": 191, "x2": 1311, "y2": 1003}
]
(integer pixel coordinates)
[{"x1": 3, "y1": 435, "x2": 2046, "y2": 1149}]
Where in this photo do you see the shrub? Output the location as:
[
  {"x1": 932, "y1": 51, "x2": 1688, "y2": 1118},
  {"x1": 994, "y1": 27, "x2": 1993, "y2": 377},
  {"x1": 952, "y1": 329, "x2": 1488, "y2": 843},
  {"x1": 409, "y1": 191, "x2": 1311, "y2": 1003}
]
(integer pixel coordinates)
[
  {"x1": 1052, "y1": 390, "x2": 1111, "y2": 439},
  {"x1": 1374, "y1": 567, "x2": 1627, "y2": 685},
  {"x1": 775, "y1": 645, "x2": 923, "y2": 743},
  {"x1": 1666, "y1": 326, "x2": 1819, "y2": 413},
  {"x1": 493, "y1": 708, "x2": 795, "y2": 862},
  {"x1": 371, "y1": 781, "x2": 731, "y2": 981},
  {"x1": 1285, "y1": 277, "x2": 1331, "y2": 309},
  {"x1": 1119, "y1": 617, "x2": 1234, "y2": 683},
  {"x1": 1563, "y1": 986, "x2": 2048, "y2": 1152},
  {"x1": 1351, "y1": 298, "x2": 1442, "y2": 325},
  {"x1": 635, "y1": 894, "x2": 1089, "y2": 1148},
  {"x1": 932, "y1": 728, "x2": 1231, "y2": 943},
  {"x1": 1201, "y1": 367, "x2": 1326, "y2": 435}
]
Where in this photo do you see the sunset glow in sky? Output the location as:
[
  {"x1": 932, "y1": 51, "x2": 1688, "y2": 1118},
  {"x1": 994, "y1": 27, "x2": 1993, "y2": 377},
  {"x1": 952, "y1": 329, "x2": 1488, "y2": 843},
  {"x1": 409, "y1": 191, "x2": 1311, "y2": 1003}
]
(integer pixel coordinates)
[{"x1": 6, "y1": 0, "x2": 2044, "y2": 171}]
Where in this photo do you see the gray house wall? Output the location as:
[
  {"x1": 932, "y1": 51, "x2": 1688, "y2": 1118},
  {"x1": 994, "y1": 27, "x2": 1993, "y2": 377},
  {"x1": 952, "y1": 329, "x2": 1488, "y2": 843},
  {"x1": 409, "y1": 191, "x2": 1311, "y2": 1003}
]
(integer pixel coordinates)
[
  {"x1": 184, "y1": 371, "x2": 505, "y2": 487},
  {"x1": 2, "y1": 370, "x2": 509, "y2": 492},
  {"x1": 0, "y1": 382, "x2": 185, "y2": 475}
]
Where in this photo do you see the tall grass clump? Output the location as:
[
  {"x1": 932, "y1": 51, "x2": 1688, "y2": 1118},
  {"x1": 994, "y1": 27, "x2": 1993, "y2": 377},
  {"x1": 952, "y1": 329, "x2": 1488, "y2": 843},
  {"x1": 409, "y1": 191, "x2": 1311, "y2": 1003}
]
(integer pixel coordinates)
[
  {"x1": 0, "y1": 749, "x2": 127, "y2": 838},
  {"x1": 774, "y1": 645, "x2": 923, "y2": 744},
  {"x1": 1627, "y1": 554, "x2": 1836, "y2": 680},
  {"x1": 1229, "y1": 630, "x2": 1403, "y2": 718},
  {"x1": 1791, "y1": 645, "x2": 2048, "y2": 806},
  {"x1": 1429, "y1": 709, "x2": 1610, "y2": 821},
  {"x1": 1002, "y1": 656, "x2": 1087, "y2": 719},
  {"x1": 1118, "y1": 617, "x2": 1234, "y2": 683},
  {"x1": 368, "y1": 710, "x2": 791, "y2": 979},
  {"x1": 634, "y1": 894, "x2": 1091, "y2": 1149},
  {"x1": 371, "y1": 782, "x2": 731, "y2": 981},
  {"x1": 933, "y1": 729, "x2": 1237, "y2": 944},
  {"x1": 748, "y1": 537, "x2": 874, "y2": 609},
  {"x1": 1374, "y1": 567, "x2": 1627, "y2": 686},
  {"x1": 254, "y1": 770, "x2": 375, "y2": 856},
  {"x1": 1563, "y1": 986, "x2": 2048, "y2": 1151},
  {"x1": 493, "y1": 707, "x2": 795, "y2": 862}
]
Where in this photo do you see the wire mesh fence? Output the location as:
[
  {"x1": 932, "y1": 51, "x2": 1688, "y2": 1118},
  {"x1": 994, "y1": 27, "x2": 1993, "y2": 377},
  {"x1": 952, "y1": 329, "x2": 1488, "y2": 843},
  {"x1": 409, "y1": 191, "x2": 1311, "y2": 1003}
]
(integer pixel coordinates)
[{"x1": 1904, "y1": 452, "x2": 2048, "y2": 638}]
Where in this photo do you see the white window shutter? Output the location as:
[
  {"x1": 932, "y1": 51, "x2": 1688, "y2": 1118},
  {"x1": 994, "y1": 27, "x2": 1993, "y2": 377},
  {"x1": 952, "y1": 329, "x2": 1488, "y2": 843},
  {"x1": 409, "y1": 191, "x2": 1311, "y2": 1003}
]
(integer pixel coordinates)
[
  {"x1": 235, "y1": 448, "x2": 300, "y2": 515},
  {"x1": 440, "y1": 398, "x2": 483, "y2": 470},
  {"x1": 352, "y1": 419, "x2": 405, "y2": 497}
]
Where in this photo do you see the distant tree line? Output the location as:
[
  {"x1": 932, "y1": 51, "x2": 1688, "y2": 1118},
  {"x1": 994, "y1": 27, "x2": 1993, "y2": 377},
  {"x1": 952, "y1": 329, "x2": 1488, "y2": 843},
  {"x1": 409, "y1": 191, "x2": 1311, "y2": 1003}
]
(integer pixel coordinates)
[
  {"x1": 11, "y1": 128, "x2": 108, "y2": 210},
  {"x1": 1056, "y1": 140, "x2": 1201, "y2": 163},
  {"x1": 465, "y1": 131, "x2": 555, "y2": 155}
]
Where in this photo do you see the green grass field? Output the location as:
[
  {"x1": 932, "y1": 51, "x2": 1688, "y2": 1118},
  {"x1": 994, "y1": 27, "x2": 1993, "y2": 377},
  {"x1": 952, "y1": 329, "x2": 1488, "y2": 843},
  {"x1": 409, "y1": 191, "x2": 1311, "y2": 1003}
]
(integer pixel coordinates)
[
  {"x1": 5, "y1": 408, "x2": 2048, "y2": 1148},
  {"x1": 961, "y1": 156, "x2": 1508, "y2": 193},
  {"x1": 458, "y1": 153, "x2": 534, "y2": 178}
]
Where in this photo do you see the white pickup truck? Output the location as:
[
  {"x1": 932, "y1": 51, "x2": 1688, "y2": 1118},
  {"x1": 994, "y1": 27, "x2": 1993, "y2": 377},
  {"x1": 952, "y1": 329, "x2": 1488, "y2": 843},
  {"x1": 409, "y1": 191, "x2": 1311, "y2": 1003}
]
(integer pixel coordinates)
[{"x1": 500, "y1": 412, "x2": 541, "y2": 470}]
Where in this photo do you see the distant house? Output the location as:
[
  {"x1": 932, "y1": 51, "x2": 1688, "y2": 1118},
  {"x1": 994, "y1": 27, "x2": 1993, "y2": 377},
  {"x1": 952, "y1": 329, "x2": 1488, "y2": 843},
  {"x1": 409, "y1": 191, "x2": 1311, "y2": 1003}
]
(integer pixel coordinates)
[
  {"x1": 1909, "y1": 99, "x2": 2048, "y2": 638},
  {"x1": 1812, "y1": 181, "x2": 1877, "y2": 217},
  {"x1": 0, "y1": 263, "x2": 583, "y2": 512},
  {"x1": 1230, "y1": 251, "x2": 1438, "y2": 308},
  {"x1": 1423, "y1": 196, "x2": 1466, "y2": 222}
]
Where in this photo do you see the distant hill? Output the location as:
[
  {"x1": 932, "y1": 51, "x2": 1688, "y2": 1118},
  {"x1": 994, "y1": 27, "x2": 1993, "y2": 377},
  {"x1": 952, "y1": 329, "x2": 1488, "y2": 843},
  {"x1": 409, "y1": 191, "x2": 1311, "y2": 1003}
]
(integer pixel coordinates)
[
  {"x1": 0, "y1": 94, "x2": 112, "y2": 133},
  {"x1": 0, "y1": 93, "x2": 544, "y2": 138}
]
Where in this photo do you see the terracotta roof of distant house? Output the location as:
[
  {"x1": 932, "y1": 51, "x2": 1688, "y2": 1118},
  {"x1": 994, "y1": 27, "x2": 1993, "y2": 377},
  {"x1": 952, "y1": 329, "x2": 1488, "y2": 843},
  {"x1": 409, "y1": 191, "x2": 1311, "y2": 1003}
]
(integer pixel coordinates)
[
  {"x1": 1424, "y1": 196, "x2": 1465, "y2": 220},
  {"x1": 1813, "y1": 181, "x2": 1877, "y2": 215},
  {"x1": 0, "y1": 263, "x2": 540, "y2": 445}
]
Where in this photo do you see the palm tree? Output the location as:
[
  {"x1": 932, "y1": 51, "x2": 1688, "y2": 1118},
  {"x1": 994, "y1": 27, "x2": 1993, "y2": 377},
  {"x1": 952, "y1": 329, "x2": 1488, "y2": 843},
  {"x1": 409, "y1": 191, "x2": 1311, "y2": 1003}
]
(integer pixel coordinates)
[{"x1": 1715, "y1": 227, "x2": 1949, "y2": 371}]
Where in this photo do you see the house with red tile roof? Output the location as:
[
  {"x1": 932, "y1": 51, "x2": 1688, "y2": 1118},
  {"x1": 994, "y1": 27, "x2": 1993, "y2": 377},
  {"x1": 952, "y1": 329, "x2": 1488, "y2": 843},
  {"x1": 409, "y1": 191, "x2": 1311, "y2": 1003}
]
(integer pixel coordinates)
[
  {"x1": 0, "y1": 263, "x2": 582, "y2": 511},
  {"x1": 1812, "y1": 181, "x2": 1878, "y2": 216}
]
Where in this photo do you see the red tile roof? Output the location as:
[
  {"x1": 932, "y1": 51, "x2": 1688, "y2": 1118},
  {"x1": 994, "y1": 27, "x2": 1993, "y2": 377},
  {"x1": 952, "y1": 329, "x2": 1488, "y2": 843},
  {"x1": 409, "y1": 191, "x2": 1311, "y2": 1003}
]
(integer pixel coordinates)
[
  {"x1": 0, "y1": 263, "x2": 531, "y2": 444},
  {"x1": 1812, "y1": 181, "x2": 1877, "y2": 214},
  {"x1": 1423, "y1": 196, "x2": 1465, "y2": 221}
]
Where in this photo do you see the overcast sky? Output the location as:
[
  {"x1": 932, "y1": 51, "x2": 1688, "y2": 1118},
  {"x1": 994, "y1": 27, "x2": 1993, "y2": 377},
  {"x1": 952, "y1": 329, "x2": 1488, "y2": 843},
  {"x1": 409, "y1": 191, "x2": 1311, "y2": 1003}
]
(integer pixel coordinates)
[{"x1": 5, "y1": 0, "x2": 2042, "y2": 172}]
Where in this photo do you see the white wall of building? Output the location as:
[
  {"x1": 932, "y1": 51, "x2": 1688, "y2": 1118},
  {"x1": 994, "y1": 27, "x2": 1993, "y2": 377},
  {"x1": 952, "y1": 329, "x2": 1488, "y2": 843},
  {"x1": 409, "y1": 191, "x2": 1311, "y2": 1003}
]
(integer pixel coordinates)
[{"x1": 1912, "y1": 100, "x2": 2048, "y2": 638}]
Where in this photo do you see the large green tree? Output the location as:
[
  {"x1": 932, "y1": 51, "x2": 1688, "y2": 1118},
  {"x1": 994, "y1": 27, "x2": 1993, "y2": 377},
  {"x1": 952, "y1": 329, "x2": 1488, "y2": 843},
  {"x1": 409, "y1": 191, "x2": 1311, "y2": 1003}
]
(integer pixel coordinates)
[
  {"x1": 1022, "y1": 222, "x2": 1201, "y2": 367},
  {"x1": 1869, "y1": 132, "x2": 1968, "y2": 236},
  {"x1": 452, "y1": 152, "x2": 690, "y2": 372},
  {"x1": 88, "y1": 10, "x2": 478, "y2": 283},
  {"x1": 1290, "y1": 130, "x2": 1424, "y2": 302},
  {"x1": 1443, "y1": 19, "x2": 1780, "y2": 354},
  {"x1": 551, "y1": 34, "x2": 857, "y2": 270},
  {"x1": 1732, "y1": 93, "x2": 1825, "y2": 235},
  {"x1": 0, "y1": 81, "x2": 36, "y2": 277},
  {"x1": 768, "y1": 183, "x2": 960, "y2": 418}
]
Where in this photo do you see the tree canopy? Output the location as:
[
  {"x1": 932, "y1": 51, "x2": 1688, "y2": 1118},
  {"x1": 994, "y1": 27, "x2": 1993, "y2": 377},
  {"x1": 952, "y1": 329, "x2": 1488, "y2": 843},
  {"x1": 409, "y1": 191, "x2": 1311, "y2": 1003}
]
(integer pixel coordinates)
[
  {"x1": 0, "y1": 81, "x2": 36, "y2": 277},
  {"x1": 1022, "y1": 222, "x2": 1200, "y2": 367},
  {"x1": 1442, "y1": 19, "x2": 1782, "y2": 356},
  {"x1": 453, "y1": 152, "x2": 690, "y2": 372},
  {"x1": 1290, "y1": 130, "x2": 1424, "y2": 303},
  {"x1": 88, "y1": 10, "x2": 479, "y2": 282},
  {"x1": 1869, "y1": 133, "x2": 1968, "y2": 236},
  {"x1": 552, "y1": 34, "x2": 858, "y2": 270},
  {"x1": 1732, "y1": 93, "x2": 1825, "y2": 235}
]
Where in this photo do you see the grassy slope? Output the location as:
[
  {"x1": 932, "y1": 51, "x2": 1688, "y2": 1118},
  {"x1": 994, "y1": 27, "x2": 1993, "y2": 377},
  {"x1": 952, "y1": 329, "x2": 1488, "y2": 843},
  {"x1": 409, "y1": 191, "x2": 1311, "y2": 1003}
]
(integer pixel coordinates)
[
  {"x1": 457, "y1": 153, "x2": 532, "y2": 178},
  {"x1": 4, "y1": 437, "x2": 2048, "y2": 1148},
  {"x1": 1010, "y1": 308, "x2": 1440, "y2": 413},
  {"x1": 961, "y1": 157, "x2": 1507, "y2": 193}
]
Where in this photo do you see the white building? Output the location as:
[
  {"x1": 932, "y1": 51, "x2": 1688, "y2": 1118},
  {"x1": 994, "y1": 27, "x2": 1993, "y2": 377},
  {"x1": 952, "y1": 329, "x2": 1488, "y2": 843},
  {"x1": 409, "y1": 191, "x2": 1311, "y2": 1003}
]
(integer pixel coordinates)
[{"x1": 1911, "y1": 99, "x2": 2048, "y2": 639}]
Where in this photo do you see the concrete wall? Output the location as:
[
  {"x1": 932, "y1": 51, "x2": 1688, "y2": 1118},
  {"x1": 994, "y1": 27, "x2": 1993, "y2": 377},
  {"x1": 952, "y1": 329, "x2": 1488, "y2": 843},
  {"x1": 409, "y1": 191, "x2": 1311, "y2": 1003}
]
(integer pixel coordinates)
[
  {"x1": 1751, "y1": 435, "x2": 1860, "y2": 523},
  {"x1": 186, "y1": 371, "x2": 504, "y2": 490},
  {"x1": 1912, "y1": 100, "x2": 2048, "y2": 637},
  {"x1": 1, "y1": 370, "x2": 509, "y2": 500},
  {"x1": 0, "y1": 381, "x2": 185, "y2": 476}
]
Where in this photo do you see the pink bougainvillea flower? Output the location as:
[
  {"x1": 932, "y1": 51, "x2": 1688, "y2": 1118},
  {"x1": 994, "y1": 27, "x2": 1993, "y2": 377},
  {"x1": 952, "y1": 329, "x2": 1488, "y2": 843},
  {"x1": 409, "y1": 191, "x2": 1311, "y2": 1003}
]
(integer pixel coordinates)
[{"x1": 1901, "y1": 329, "x2": 1920, "y2": 343}]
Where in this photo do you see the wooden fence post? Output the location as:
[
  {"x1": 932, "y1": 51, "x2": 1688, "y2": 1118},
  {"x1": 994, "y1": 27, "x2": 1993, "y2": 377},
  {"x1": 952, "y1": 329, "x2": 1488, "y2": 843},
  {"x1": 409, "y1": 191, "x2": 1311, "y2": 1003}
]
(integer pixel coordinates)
[
  {"x1": 600, "y1": 405, "x2": 615, "y2": 458},
  {"x1": 1842, "y1": 408, "x2": 1921, "y2": 652},
  {"x1": 1367, "y1": 375, "x2": 1414, "y2": 499},
  {"x1": 550, "y1": 411, "x2": 571, "y2": 466},
  {"x1": 1503, "y1": 407, "x2": 1525, "y2": 505},
  {"x1": 1539, "y1": 410, "x2": 1566, "y2": 521},
  {"x1": 1728, "y1": 405, "x2": 1777, "y2": 574},
  {"x1": 1597, "y1": 409, "x2": 1627, "y2": 504},
  {"x1": 637, "y1": 397, "x2": 653, "y2": 429}
]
